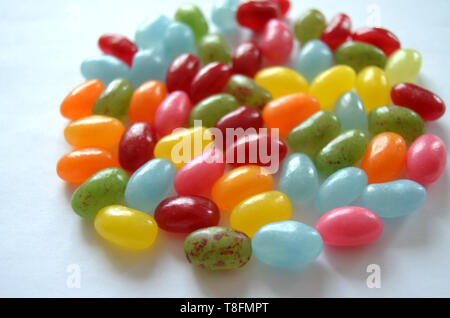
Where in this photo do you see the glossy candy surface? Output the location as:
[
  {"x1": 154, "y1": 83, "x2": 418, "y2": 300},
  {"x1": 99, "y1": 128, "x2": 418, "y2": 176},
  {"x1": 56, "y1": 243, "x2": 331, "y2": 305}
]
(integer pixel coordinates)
[
  {"x1": 226, "y1": 75, "x2": 272, "y2": 110},
  {"x1": 295, "y1": 40, "x2": 333, "y2": 83},
  {"x1": 189, "y1": 94, "x2": 239, "y2": 128},
  {"x1": 166, "y1": 53, "x2": 200, "y2": 94},
  {"x1": 174, "y1": 4, "x2": 209, "y2": 42},
  {"x1": 98, "y1": 34, "x2": 138, "y2": 67},
  {"x1": 154, "y1": 91, "x2": 193, "y2": 137},
  {"x1": 261, "y1": 19, "x2": 294, "y2": 64},
  {"x1": 135, "y1": 15, "x2": 171, "y2": 49},
  {"x1": 232, "y1": 41, "x2": 262, "y2": 78},
  {"x1": 60, "y1": 79, "x2": 104, "y2": 120},
  {"x1": 236, "y1": 0, "x2": 281, "y2": 32},
  {"x1": 355, "y1": 66, "x2": 390, "y2": 113},
  {"x1": 385, "y1": 49, "x2": 422, "y2": 86},
  {"x1": 81, "y1": 55, "x2": 130, "y2": 86},
  {"x1": 352, "y1": 27, "x2": 400, "y2": 57},
  {"x1": 272, "y1": 0, "x2": 290, "y2": 16},
  {"x1": 129, "y1": 48, "x2": 169, "y2": 88},
  {"x1": 255, "y1": 67, "x2": 308, "y2": 99},
  {"x1": 197, "y1": 33, "x2": 231, "y2": 65},
  {"x1": 92, "y1": 78, "x2": 133, "y2": 120},
  {"x1": 129, "y1": 81, "x2": 167, "y2": 124},
  {"x1": 321, "y1": 13, "x2": 352, "y2": 51},
  {"x1": 211, "y1": 0, "x2": 240, "y2": 32},
  {"x1": 190, "y1": 62, "x2": 232, "y2": 104},
  {"x1": 334, "y1": 92, "x2": 368, "y2": 132},
  {"x1": 163, "y1": 22, "x2": 196, "y2": 62},
  {"x1": 335, "y1": 42, "x2": 387, "y2": 73},
  {"x1": 293, "y1": 9, "x2": 326, "y2": 45}
]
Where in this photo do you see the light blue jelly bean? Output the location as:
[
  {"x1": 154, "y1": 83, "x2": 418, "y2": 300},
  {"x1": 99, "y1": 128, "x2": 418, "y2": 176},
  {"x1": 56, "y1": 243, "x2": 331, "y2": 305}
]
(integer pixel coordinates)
[
  {"x1": 135, "y1": 15, "x2": 172, "y2": 49},
  {"x1": 129, "y1": 47, "x2": 168, "y2": 88},
  {"x1": 211, "y1": 0, "x2": 240, "y2": 32},
  {"x1": 125, "y1": 159, "x2": 177, "y2": 215},
  {"x1": 361, "y1": 180, "x2": 427, "y2": 219},
  {"x1": 80, "y1": 55, "x2": 130, "y2": 86},
  {"x1": 334, "y1": 92, "x2": 369, "y2": 132},
  {"x1": 315, "y1": 167, "x2": 368, "y2": 214},
  {"x1": 252, "y1": 221, "x2": 323, "y2": 269},
  {"x1": 279, "y1": 154, "x2": 319, "y2": 204},
  {"x1": 295, "y1": 40, "x2": 333, "y2": 83},
  {"x1": 163, "y1": 22, "x2": 195, "y2": 62}
]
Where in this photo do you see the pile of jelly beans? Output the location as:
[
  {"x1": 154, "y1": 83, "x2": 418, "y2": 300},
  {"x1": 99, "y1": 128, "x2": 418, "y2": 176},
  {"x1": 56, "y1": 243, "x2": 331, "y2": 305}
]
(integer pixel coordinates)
[{"x1": 58, "y1": 0, "x2": 447, "y2": 270}]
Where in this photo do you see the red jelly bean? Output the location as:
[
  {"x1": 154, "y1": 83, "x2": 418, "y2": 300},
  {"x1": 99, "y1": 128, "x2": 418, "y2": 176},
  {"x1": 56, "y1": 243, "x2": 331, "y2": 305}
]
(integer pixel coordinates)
[
  {"x1": 321, "y1": 13, "x2": 352, "y2": 51},
  {"x1": 154, "y1": 196, "x2": 220, "y2": 233},
  {"x1": 271, "y1": 0, "x2": 290, "y2": 17},
  {"x1": 98, "y1": 34, "x2": 138, "y2": 67},
  {"x1": 166, "y1": 53, "x2": 200, "y2": 94},
  {"x1": 391, "y1": 83, "x2": 446, "y2": 121},
  {"x1": 119, "y1": 122, "x2": 157, "y2": 172},
  {"x1": 352, "y1": 27, "x2": 401, "y2": 57},
  {"x1": 154, "y1": 91, "x2": 193, "y2": 138},
  {"x1": 190, "y1": 62, "x2": 232, "y2": 104},
  {"x1": 232, "y1": 41, "x2": 263, "y2": 78},
  {"x1": 261, "y1": 19, "x2": 294, "y2": 64},
  {"x1": 236, "y1": 0, "x2": 281, "y2": 32}
]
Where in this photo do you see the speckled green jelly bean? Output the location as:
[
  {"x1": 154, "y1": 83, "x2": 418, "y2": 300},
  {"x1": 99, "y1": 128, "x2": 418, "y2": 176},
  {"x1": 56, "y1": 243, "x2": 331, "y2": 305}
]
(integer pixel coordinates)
[
  {"x1": 287, "y1": 111, "x2": 341, "y2": 158},
  {"x1": 197, "y1": 33, "x2": 231, "y2": 65},
  {"x1": 315, "y1": 130, "x2": 369, "y2": 176},
  {"x1": 71, "y1": 168, "x2": 129, "y2": 219},
  {"x1": 184, "y1": 227, "x2": 252, "y2": 270},
  {"x1": 335, "y1": 42, "x2": 387, "y2": 73},
  {"x1": 92, "y1": 78, "x2": 133, "y2": 120},
  {"x1": 189, "y1": 94, "x2": 239, "y2": 127},
  {"x1": 294, "y1": 9, "x2": 327, "y2": 45},
  {"x1": 174, "y1": 4, "x2": 208, "y2": 43},
  {"x1": 226, "y1": 74, "x2": 272, "y2": 110},
  {"x1": 369, "y1": 106, "x2": 425, "y2": 144}
]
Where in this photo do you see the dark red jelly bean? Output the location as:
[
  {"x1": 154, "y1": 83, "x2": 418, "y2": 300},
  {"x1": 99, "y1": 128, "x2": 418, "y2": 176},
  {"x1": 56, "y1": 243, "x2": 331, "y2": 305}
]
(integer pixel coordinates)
[
  {"x1": 352, "y1": 27, "x2": 401, "y2": 57},
  {"x1": 119, "y1": 122, "x2": 157, "y2": 172},
  {"x1": 321, "y1": 13, "x2": 352, "y2": 51},
  {"x1": 232, "y1": 41, "x2": 263, "y2": 78},
  {"x1": 236, "y1": 0, "x2": 281, "y2": 32},
  {"x1": 98, "y1": 34, "x2": 138, "y2": 67},
  {"x1": 391, "y1": 83, "x2": 446, "y2": 121},
  {"x1": 271, "y1": 0, "x2": 290, "y2": 17},
  {"x1": 154, "y1": 196, "x2": 220, "y2": 233},
  {"x1": 190, "y1": 62, "x2": 232, "y2": 104},
  {"x1": 261, "y1": 19, "x2": 294, "y2": 64},
  {"x1": 166, "y1": 53, "x2": 200, "y2": 94}
]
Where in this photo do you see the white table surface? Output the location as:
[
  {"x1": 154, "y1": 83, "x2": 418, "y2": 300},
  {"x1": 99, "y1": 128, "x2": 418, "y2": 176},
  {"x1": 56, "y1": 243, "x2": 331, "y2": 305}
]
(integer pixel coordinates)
[{"x1": 1, "y1": 0, "x2": 449, "y2": 298}]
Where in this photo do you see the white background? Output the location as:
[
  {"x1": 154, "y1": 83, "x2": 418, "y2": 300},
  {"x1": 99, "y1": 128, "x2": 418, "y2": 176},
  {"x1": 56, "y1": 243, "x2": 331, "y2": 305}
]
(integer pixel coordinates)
[{"x1": 0, "y1": 0, "x2": 449, "y2": 298}]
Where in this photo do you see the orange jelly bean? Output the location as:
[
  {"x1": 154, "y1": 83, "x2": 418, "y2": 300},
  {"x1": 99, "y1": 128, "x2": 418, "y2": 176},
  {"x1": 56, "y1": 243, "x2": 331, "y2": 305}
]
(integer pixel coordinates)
[
  {"x1": 262, "y1": 93, "x2": 320, "y2": 136},
  {"x1": 60, "y1": 79, "x2": 104, "y2": 120},
  {"x1": 128, "y1": 81, "x2": 167, "y2": 123},
  {"x1": 360, "y1": 132, "x2": 407, "y2": 184},
  {"x1": 64, "y1": 115, "x2": 125, "y2": 149},
  {"x1": 57, "y1": 147, "x2": 120, "y2": 183}
]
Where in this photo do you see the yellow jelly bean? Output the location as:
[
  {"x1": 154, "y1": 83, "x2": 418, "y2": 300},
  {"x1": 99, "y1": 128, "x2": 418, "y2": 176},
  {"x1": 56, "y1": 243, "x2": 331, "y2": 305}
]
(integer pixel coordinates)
[
  {"x1": 230, "y1": 191, "x2": 292, "y2": 237},
  {"x1": 94, "y1": 205, "x2": 158, "y2": 249},
  {"x1": 254, "y1": 66, "x2": 308, "y2": 99},
  {"x1": 356, "y1": 66, "x2": 390, "y2": 113},
  {"x1": 310, "y1": 65, "x2": 356, "y2": 110},
  {"x1": 385, "y1": 48, "x2": 422, "y2": 86},
  {"x1": 154, "y1": 126, "x2": 213, "y2": 169}
]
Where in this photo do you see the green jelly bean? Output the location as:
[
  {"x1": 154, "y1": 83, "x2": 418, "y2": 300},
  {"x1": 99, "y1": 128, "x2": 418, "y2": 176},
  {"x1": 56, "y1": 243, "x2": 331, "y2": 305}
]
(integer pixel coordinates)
[
  {"x1": 71, "y1": 168, "x2": 129, "y2": 219},
  {"x1": 175, "y1": 4, "x2": 209, "y2": 43},
  {"x1": 287, "y1": 111, "x2": 341, "y2": 158},
  {"x1": 335, "y1": 42, "x2": 387, "y2": 73},
  {"x1": 189, "y1": 94, "x2": 239, "y2": 127},
  {"x1": 315, "y1": 130, "x2": 369, "y2": 176},
  {"x1": 197, "y1": 33, "x2": 231, "y2": 65},
  {"x1": 294, "y1": 9, "x2": 327, "y2": 45},
  {"x1": 369, "y1": 106, "x2": 425, "y2": 144},
  {"x1": 92, "y1": 78, "x2": 133, "y2": 120},
  {"x1": 184, "y1": 227, "x2": 252, "y2": 270},
  {"x1": 226, "y1": 74, "x2": 272, "y2": 110}
]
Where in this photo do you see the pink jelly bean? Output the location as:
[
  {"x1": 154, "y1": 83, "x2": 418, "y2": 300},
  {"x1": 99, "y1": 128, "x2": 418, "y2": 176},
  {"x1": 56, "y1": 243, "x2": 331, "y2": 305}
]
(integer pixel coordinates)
[{"x1": 260, "y1": 19, "x2": 294, "y2": 64}]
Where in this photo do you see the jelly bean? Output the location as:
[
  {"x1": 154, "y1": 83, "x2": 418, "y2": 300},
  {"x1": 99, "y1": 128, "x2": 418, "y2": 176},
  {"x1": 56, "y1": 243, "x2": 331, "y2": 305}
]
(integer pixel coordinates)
[
  {"x1": 271, "y1": 0, "x2": 290, "y2": 16},
  {"x1": 98, "y1": 34, "x2": 138, "y2": 67},
  {"x1": 95, "y1": 205, "x2": 158, "y2": 249},
  {"x1": 166, "y1": 53, "x2": 200, "y2": 94},
  {"x1": 184, "y1": 227, "x2": 252, "y2": 270},
  {"x1": 64, "y1": 115, "x2": 125, "y2": 149},
  {"x1": 236, "y1": 0, "x2": 281, "y2": 32},
  {"x1": 279, "y1": 154, "x2": 320, "y2": 204},
  {"x1": 335, "y1": 42, "x2": 387, "y2": 73},
  {"x1": 71, "y1": 168, "x2": 129, "y2": 219},
  {"x1": 154, "y1": 91, "x2": 193, "y2": 138},
  {"x1": 129, "y1": 48, "x2": 169, "y2": 88},
  {"x1": 211, "y1": 0, "x2": 240, "y2": 32},
  {"x1": 295, "y1": 40, "x2": 333, "y2": 83},
  {"x1": 368, "y1": 106, "x2": 425, "y2": 144},
  {"x1": 125, "y1": 159, "x2": 177, "y2": 214},
  {"x1": 211, "y1": 166, "x2": 273, "y2": 211},
  {"x1": 360, "y1": 133, "x2": 407, "y2": 184},
  {"x1": 232, "y1": 41, "x2": 262, "y2": 78},
  {"x1": 174, "y1": 148, "x2": 226, "y2": 197},
  {"x1": 252, "y1": 221, "x2": 323, "y2": 269},
  {"x1": 60, "y1": 79, "x2": 104, "y2": 120},
  {"x1": 188, "y1": 94, "x2": 239, "y2": 128},
  {"x1": 135, "y1": 15, "x2": 171, "y2": 49},
  {"x1": 334, "y1": 92, "x2": 368, "y2": 132},
  {"x1": 260, "y1": 19, "x2": 294, "y2": 64},
  {"x1": 197, "y1": 33, "x2": 231, "y2": 65},
  {"x1": 128, "y1": 81, "x2": 167, "y2": 124},
  {"x1": 355, "y1": 66, "x2": 390, "y2": 113},
  {"x1": 263, "y1": 93, "x2": 321, "y2": 136},
  {"x1": 230, "y1": 191, "x2": 292, "y2": 237},
  {"x1": 163, "y1": 22, "x2": 196, "y2": 62},
  {"x1": 352, "y1": 27, "x2": 401, "y2": 57},
  {"x1": 315, "y1": 168, "x2": 368, "y2": 214},
  {"x1": 155, "y1": 196, "x2": 220, "y2": 233},
  {"x1": 385, "y1": 49, "x2": 422, "y2": 86},
  {"x1": 287, "y1": 110, "x2": 341, "y2": 158},
  {"x1": 407, "y1": 134, "x2": 447, "y2": 185},
  {"x1": 80, "y1": 55, "x2": 130, "y2": 86},
  {"x1": 391, "y1": 83, "x2": 446, "y2": 121},
  {"x1": 226, "y1": 75, "x2": 272, "y2": 110},
  {"x1": 310, "y1": 65, "x2": 356, "y2": 110},
  {"x1": 315, "y1": 206, "x2": 383, "y2": 246},
  {"x1": 255, "y1": 67, "x2": 308, "y2": 99},
  {"x1": 190, "y1": 62, "x2": 232, "y2": 104},
  {"x1": 154, "y1": 127, "x2": 213, "y2": 169},
  {"x1": 321, "y1": 13, "x2": 352, "y2": 51},
  {"x1": 362, "y1": 180, "x2": 427, "y2": 218},
  {"x1": 92, "y1": 78, "x2": 133, "y2": 120},
  {"x1": 315, "y1": 130, "x2": 369, "y2": 176},
  {"x1": 293, "y1": 9, "x2": 326, "y2": 45},
  {"x1": 174, "y1": 4, "x2": 209, "y2": 43},
  {"x1": 118, "y1": 122, "x2": 157, "y2": 172}
]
